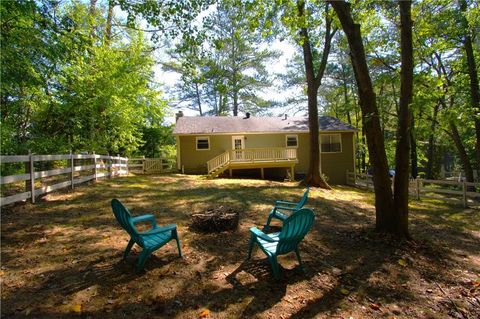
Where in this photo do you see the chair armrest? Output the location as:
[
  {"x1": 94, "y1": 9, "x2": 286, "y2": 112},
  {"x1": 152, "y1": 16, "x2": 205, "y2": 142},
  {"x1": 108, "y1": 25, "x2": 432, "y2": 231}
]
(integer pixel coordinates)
[
  {"x1": 275, "y1": 200, "x2": 297, "y2": 206},
  {"x1": 131, "y1": 214, "x2": 157, "y2": 226},
  {"x1": 274, "y1": 205, "x2": 299, "y2": 211},
  {"x1": 250, "y1": 227, "x2": 278, "y2": 242},
  {"x1": 142, "y1": 224, "x2": 177, "y2": 235}
]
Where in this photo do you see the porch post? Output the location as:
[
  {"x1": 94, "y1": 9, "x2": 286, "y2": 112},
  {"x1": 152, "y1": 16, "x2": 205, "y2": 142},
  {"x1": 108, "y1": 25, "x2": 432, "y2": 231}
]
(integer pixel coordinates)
[
  {"x1": 291, "y1": 165, "x2": 295, "y2": 181},
  {"x1": 260, "y1": 167, "x2": 264, "y2": 179}
]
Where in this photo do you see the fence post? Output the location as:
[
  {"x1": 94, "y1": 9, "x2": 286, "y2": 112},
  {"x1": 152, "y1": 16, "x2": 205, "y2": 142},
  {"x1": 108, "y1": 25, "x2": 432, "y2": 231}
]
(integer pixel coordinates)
[
  {"x1": 125, "y1": 157, "x2": 129, "y2": 175},
  {"x1": 107, "y1": 153, "x2": 111, "y2": 178},
  {"x1": 28, "y1": 150, "x2": 35, "y2": 203},
  {"x1": 70, "y1": 151, "x2": 74, "y2": 189},
  {"x1": 115, "y1": 154, "x2": 119, "y2": 177},
  {"x1": 462, "y1": 181, "x2": 467, "y2": 208},
  {"x1": 142, "y1": 156, "x2": 145, "y2": 174},
  {"x1": 160, "y1": 158, "x2": 163, "y2": 173},
  {"x1": 415, "y1": 176, "x2": 420, "y2": 200},
  {"x1": 93, "y1": 152, "x2": 97, "y2": 182}
]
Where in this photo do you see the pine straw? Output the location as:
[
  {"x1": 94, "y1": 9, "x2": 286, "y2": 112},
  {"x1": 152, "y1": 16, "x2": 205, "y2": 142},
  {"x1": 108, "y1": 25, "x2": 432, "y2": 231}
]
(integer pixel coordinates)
[{"x1": 1, "y1": 174, "x2": 479, "y2": 318}]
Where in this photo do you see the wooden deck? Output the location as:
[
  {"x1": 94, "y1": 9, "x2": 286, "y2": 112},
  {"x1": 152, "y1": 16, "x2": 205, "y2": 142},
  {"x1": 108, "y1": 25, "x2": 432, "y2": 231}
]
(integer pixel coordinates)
[{"x1": 207, "y1": 148, "x2": 298, "y2": 179}]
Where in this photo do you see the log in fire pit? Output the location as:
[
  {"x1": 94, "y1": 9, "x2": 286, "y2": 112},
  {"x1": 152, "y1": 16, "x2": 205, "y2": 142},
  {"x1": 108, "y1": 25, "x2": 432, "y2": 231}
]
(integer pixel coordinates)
[{"x1": 191, "y1": 206, "x2": 239, "y2": 232}]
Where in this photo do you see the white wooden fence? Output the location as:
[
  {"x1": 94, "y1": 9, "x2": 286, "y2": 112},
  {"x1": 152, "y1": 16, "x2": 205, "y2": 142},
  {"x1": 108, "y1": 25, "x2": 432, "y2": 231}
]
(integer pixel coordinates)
[
  {"x1": 0, "y1": 153, "x2": 128, "y2": 206},
  {"x1": 346, "y1": 171, "x2": 480, "y2": 207},
  {"x1": 128, "y1": 157, "x2": 176, "y2": 174},
  {"x1": 0, "y1": 154, "x2": 179, "y2": 207}
]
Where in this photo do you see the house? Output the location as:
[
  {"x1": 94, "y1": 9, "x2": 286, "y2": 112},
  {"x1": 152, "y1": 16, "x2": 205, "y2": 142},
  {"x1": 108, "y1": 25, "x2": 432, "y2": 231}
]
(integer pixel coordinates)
[{"x1": 172, "y1": 113, "x2": 356, "y2": 184}]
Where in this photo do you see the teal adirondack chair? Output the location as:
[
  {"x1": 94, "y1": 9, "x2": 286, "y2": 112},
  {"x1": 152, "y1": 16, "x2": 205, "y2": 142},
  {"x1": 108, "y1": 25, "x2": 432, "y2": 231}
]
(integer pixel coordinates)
[
  {"x1": 264, "y1": 187, "x2": 309, "y2": 230},
  {"x1": 111, "y1": 199, "x2": 182, "y2": 272},
  {"x1": 248, "y1": 208, "x2": 315, "y2": 279}
]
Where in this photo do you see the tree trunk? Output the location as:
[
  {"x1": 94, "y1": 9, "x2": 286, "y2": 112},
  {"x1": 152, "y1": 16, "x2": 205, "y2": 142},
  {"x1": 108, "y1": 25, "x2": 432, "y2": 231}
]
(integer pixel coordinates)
[
  {"x1": 449, "y1": 121, "x2": 475, "y2": 183},
  {"x1": 342, "y1": 68, "x2": 353, "y2": 125},
  {"x1": 459, "y1": 0, "x2": 480, "y2": 171},
  {"x1": 330, "y1": 0, "x2": 395, "y2": 231},
  {"x1": 298, "y1": 0, "x2": 333, "y2": 189},
  {"x1": 393, "y1": 0, "x2": 413, "y2": 238},
  {"x1": 425, "y1": 102, "x2": 440, "y2": 179},
  {"x1": 106, "y1": 0, "x2": 114, "y2": 43},
  {"x1": 195, "y1": 82, "x2": 203, "y2": 116},
  {"x1": 410, "y1": 114, "x2": 418, "y2": 179},
  {"x1": 89, "y1": 0, "x2": 98, "y2": 38},
  {"x1": 233, "y1": 89, "x2": 238, "y2": 116}
]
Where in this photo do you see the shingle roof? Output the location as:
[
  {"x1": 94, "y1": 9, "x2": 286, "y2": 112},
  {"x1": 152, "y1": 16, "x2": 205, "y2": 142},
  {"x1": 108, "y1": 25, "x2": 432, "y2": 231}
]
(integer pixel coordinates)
[{"x1": 173, "y1": 116, "x2": 356, "y2": 135}]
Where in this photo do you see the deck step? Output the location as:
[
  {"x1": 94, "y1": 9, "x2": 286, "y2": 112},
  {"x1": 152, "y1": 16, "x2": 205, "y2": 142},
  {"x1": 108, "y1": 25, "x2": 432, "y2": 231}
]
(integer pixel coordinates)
[{"x1": 208, "y1": 163, "x2": 229, "y2": 179}]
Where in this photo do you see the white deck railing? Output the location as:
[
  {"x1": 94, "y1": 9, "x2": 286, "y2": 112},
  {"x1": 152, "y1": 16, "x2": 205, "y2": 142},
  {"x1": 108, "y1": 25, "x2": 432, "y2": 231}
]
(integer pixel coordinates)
[
  {"x1": 207, "y1": 148, "x2": 297, "y2": 174},
  {"x1": 207, "y1": 151, "x2": 231, "y2": 173},
  {"x1": 230, "y1": 148, "x2": 297, "y2": 162}
]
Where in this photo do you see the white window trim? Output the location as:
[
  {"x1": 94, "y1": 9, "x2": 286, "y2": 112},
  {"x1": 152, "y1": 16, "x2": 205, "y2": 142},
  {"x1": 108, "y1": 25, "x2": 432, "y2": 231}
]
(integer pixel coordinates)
[
  {"x1": 320, "y1": 133, "x2": 342, "y2": 153},
  {"x1": 196, "y1": 136, "x2": 210, "y2": 151},
  {"x1": 285, "y1": 134, "x2": 298, "y2": 148}
]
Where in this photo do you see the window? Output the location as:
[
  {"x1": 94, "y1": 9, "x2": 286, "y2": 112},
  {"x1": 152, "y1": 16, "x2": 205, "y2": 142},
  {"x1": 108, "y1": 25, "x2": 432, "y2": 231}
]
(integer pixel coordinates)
[
  {"x1": 321, "y1": 134, "x2": 342, "y2": 153},
  {"x1": 196, "y1": 137, "x2": 210, "y2": 150},
  {"x1": 286, "y1": 135, "x2": 298, "y2": 148}
]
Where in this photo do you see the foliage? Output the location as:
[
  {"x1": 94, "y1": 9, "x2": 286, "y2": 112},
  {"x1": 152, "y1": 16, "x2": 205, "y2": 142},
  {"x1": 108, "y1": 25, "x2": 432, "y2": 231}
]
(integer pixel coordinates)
[
  {"x1": 164, "y1": 0, "x2": 281, "y2": 116},
  {"x1": 0, "y1": 1, "x2": 168, "y2": 156}
]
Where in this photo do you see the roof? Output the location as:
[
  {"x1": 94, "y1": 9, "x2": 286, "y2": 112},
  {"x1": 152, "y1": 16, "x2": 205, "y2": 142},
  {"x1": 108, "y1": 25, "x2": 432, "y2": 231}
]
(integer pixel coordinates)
[{"x1": 173, "y1": 116, "x2": 356, "y2": 135}]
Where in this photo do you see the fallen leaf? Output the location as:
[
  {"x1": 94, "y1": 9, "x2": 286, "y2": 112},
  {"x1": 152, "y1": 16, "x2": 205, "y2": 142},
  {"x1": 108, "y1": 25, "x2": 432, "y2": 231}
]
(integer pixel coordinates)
[
  {"x1": 199, "y1": 309, "x2": 210, "y2": 318},
  {"x1": 397, "y1": 259, "x2": 407, "y2": 267},
  {"x1": 370, "y1": 303, "x2": 381, "y2": 311},
  {"x1": 0, "y1": 270, "x2": 5, "y2": 276},
  {"x1": 340, "y1": 288, "x2": 350, "y2": 295},
  {"x1": 71, "y1": 304, "x2": 82, "y2": 313}
]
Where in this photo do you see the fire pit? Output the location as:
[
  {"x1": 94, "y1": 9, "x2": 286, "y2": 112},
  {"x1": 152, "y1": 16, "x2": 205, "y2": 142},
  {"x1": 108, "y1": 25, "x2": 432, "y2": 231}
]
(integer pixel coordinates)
[{"x1": 191, "y1": 206, "x2": 240, "y2": 232}]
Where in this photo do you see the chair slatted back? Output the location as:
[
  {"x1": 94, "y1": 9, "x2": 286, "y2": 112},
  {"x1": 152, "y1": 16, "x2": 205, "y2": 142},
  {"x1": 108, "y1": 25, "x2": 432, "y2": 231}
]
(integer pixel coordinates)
[
  {"x1": 111, "y1": 199, "x2": 141, "y2": 244},
  {"x1": 295, "y1": 187, "x2": 309, "y2": 210},
  {"x1": 276, "y1": 208, "x2": 315, "y2": 255}
]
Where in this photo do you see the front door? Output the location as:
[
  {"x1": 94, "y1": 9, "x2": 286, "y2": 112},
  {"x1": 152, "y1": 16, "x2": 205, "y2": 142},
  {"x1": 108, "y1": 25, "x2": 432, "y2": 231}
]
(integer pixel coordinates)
[{"x1": 232, "y1": 136, "x2": 245, "y2": 160}]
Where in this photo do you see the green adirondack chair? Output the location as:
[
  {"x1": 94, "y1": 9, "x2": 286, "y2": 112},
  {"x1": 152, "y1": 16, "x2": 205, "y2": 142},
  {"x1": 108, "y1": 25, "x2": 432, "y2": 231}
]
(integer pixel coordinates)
[
  {"x1": 248, "y1": 208, "x2": 315, "y2": 279},
  {"x1": 111, "y1": 199, "x2": 182, "y2": 272},
  {"x1": 264, "y1": 187, "x2": 309, "y2": 230}
]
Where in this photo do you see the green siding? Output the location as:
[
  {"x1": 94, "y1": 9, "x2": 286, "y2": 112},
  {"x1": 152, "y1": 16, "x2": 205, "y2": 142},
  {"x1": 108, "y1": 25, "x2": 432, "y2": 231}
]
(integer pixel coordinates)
[{"x1": 321, "y1": 132, "x2": 355, "y2": 184}]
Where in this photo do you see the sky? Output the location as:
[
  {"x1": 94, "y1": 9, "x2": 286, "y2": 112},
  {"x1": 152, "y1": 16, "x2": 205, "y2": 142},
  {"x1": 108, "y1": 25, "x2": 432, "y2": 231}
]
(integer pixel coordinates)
[
  {"x1": 113, "y1": 2, "x2": 306, "y2": 123},
  {"x1": 153, "y1": 38, "x2": 301, "y2": 121}
]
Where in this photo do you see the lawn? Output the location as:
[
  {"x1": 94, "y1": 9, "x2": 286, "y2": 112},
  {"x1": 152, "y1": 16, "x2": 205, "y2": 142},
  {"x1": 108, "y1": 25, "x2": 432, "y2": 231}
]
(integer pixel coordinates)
[{"x1": 1, "y1": 174, "x2": 479, "y2": 319}]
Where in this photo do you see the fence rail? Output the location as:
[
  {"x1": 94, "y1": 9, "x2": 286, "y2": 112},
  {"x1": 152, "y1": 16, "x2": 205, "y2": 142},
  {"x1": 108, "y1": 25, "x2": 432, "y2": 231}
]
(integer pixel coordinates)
[
  {"x1": 1, "y1": 154, "x2": 178, "y2": 206},
  {"x1": 0, "y1": 153, "x2": 129, "y2": 206},
  {"x1": 346, "y1": 171, "x2": 480, "y2": 207},
  {"x1": 128, "y1": 157, "x2": 176, "y2": 174}
]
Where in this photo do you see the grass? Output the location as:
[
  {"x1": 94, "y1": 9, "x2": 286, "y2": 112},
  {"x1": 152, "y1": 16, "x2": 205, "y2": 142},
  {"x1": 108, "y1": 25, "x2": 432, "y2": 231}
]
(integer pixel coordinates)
[{"x1": 1, "y1": 174, "x2": 479, "y2": 319}]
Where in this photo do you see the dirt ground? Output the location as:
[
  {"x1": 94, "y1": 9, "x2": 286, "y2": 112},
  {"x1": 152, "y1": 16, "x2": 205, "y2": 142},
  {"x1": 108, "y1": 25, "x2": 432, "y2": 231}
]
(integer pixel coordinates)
[{"x1": 1, "y1": 174, "x2": 479, "y2": 318}]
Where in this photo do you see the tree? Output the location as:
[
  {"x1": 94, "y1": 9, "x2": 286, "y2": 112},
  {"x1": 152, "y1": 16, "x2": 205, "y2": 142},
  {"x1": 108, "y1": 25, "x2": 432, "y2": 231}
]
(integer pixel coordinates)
[
  {"x1": 296, "y1": 0, "x2": 336, "y2": 188},
  {"x1": 459, "y1": 0, "x2": 480, "y2": 170},
  {"x1": 1, "y1": 1, "x2": 167, "y2": 156},
  {"x1": 413, "y1": 0, "x2": 478, "y2": 183},
  {"x1": 248, "y1": 0, "x2": 336, "y2": 188},
  {"x1": 393, "y1": 0, "x2": 414, "y2": 237},
  {"x1": 164, "y1": 1, "x2": 280, "y2": 116},
  {"x1": 329, "y1": 0, "x2": 414, "y2": 237}
]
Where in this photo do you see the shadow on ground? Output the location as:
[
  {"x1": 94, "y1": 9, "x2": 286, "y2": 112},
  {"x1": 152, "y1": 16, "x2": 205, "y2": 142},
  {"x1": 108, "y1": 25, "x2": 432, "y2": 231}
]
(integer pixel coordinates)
[{"x1": 1, "y1": 174, "x2": 479, "y2": 318}]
